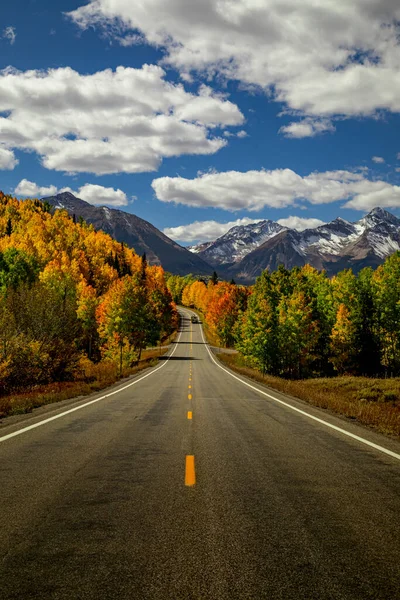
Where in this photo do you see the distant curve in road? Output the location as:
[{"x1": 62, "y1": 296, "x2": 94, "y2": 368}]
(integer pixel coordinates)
[{"x1": 1, "y1": 309, "x2": 399, "y2": 600}]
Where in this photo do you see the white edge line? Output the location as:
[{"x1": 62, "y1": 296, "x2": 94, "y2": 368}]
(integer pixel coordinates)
[
  {"x1": 0, "y1": 326, "x2": 184, "y2": 443},
  {"x1": 182, "y1": 308, "x2": 400, "y2": 462}
]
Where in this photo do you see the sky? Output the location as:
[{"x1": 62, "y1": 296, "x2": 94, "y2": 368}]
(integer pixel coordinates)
[{"x1": 1, "y1": 0, "x2": 400, "y2": 245}]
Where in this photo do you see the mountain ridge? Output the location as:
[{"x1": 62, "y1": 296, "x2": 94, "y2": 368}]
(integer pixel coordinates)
[
  {"x1": 42, "y1": 192, "x2": 213, "y2": 276},
  {"x1": 41, "y1": 194, "x2": 400, "y2": 282},
  {"x1": 190, "y1": 207, "x2": 400, "y2": 282}
]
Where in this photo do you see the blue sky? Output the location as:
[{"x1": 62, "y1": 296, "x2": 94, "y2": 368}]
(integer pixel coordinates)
[{"x1": 1, "y1": 0, "x2": 400, "y2": 244}]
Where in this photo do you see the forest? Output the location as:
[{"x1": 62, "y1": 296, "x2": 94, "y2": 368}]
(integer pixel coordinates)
[
  {"x1": 167, "y1": 253, "x2": 400, "y2": 379},
  {"x1": 0, "y1": 193, "x2": 177, "y2": 403},
  {"x1": 1, "y1": 190, "x2": 399, "y2": 422}
]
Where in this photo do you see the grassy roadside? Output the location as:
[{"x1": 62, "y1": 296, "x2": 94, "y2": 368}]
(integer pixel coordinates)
[
  {"x1": 0, "y1": 331, "x2": 178, "y2": 420},
  {"x1": 216, "y1": 353, "x2": 400, "y2": 437}
]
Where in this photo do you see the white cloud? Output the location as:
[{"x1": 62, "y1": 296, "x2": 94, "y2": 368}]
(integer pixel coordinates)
[
  {"x1": 0, "y1": 65, "x2": 243, "y2": 175},
  {"x1": 372, "y1": 156, "x2": 385, "y2": 163},
  {"x1": 152, "y1": 168, "x2": 400, "y2": 212},
  {"x1": 277, "y1": 216, "x2": 326, "y2": 231},
  {"x1": 14, "y1": 180, "x2": 130, "y2": 207},
  {"x1": 3, "y1": 27, "x2": 16, "y2": 45},
  {"x1": 223, "y1": 129, "x2": 248, "y2": 138},
  {"x1": 15, "y1": 179, "x2": 58, "y2": 197},
  {"x1": 68, "y1": 1, "x2": 400, "y2": 122},
  {"x1": 280, "y1": 119, "x2": 335, "y2": 139},
  {"x1": 164, "y1": 217, "x2": 262, "y2": 243},
  {"x1": 74, "y1": 183, "x2": 129, "y2": 206},
  {"x1": 343, "y1": 184, "x2": 400, "y2": 210},
  {"x1": 0, "y1": 146, "x2": 18, "y2": 170},
  {"x1": 117, "y1": 34, "x2": 144, "y2": 47}
]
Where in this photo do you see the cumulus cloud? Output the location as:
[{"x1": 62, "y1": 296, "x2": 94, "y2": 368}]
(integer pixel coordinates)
[
  {"x1": 277, "y1": 216, "x2": 326, "y2": 231},
  {"x1": 164, "y1": 217, "x2": 262, "y2": 243},
  {"x1": 14, "y1": 180, "x2": 130, "y2": 207},
  {"x1": 372, "y1": 156, "x2": 385, "y2": 163},
  {"x1": 74, "y1": 183, "x2": 129, "y2": 206},
  {"x1": 0, "y1": 146, "x2": 18, "y2": 170},
  {"x1": 0, "y1": 65, "x2": 243, "y2": 175},
  {"x1": 343, "y1": 185, "x2": 400, "y2": 210},
  {"x1": 68, "y1": 1, "x2": 400, "y2": 122},
  {"x1": 280, "y1": 119, "x2": 335, "y2": 139},
  {"x1": 3, "y1": 27, "x2": 16, "y2": 45},
  {"x1": 15, "y1": 179, "x2": 58, "y2": 197},
  {"x1": 152, "y1": 168, "x2": 400, "y2": 212}
]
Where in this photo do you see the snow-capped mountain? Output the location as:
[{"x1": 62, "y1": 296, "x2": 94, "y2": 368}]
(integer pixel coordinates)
[
  {"x1": 189, "y1": 220, "x2": 287, "y2": 266},
  {"x1": 191, "y1": 208, "x2": 400, "y2": 282}
]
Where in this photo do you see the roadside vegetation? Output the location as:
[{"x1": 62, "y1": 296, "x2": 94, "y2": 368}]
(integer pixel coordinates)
[
  {"x1": 168, "y1": 256, "x2": 400, "y2": 435},
  {"x1": 0, "y1": 343, "x2": 176, "y2": 419},
  {"x1": 171, "y1": 257, "x2": 400, "y2": 378},
  {"x1": 218, "y1": 353, "x2": 400, "y2": 436},
  {"x1": 0, "y1": 193, "x2": 178, "y2": 418}
]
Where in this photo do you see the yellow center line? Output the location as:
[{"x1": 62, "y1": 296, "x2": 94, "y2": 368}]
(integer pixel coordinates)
[
  {"x1": 188, "y1": 385, "x2": 192, "y2": 389},
  {"x1": 187, "y1": 411, "x2": 192, "y2": 420},
  {"x1": 188, "y1": 394, "x2": 192, "y2": 400},
  {"x1": 185, "y1": 455, "x2": 196, "y2": 486}
]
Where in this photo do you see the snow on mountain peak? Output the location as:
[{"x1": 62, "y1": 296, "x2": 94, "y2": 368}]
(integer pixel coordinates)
[
  {"x1": 357, "y1": 207, "x2": 400, "y2": 229},
  {"x1": 189, "y1": 219, "x2": 286, "y2": 265},
  {"x1": 190, "y1": 207, "x2": 400, "y2": 269}
]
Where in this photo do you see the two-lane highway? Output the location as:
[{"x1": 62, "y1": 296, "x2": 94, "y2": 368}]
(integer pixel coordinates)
[{"x1": 1, "y1": 310, "x2": 399, "y2": 599}]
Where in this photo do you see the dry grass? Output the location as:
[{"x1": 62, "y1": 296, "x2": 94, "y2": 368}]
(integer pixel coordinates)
[
  {"x1": 217, "y1": 353, "x2": 400, "y2": 437},
  {"x1": 0, "y1": 344, "x2": 173, "y2": 420}
]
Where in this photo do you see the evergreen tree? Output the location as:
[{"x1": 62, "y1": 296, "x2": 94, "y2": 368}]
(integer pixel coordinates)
[
  {"x1": 140, "y1": 253, "x2": 147, "y2": 283},
  {"x1": 114, "y1": 253, "x2": 121, "y2": 276},
  {"x1": 211, "y1": 270, "x2": 218, "y2": 285},
  {"x1": 353, "y1": 268, "x2": 381, "y2": 376}
]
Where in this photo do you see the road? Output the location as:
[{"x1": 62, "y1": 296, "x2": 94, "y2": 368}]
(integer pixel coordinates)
[{"x1": 1, "y1": 309, "x2": 400, "y2": 599}]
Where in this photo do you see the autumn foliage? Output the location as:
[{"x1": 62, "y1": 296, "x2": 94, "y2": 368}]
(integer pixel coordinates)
[
  {"x1": 179, "y1": 256, "x2": 400, "y2": 379},
  {"x1": 0, "y1": 193, "x2": 177, "y2": 397}
]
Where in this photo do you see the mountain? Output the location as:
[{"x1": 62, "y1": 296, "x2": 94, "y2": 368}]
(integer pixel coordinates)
[
  {"x1": 192, "y1": 208, "x2": 400, "y2": 283},
  {"x1": 43, "y1": 192, "x2": 213, "y2": 276},
  {"x1": 229, "y1": 229, "x2": 305, "y2": 282},
  {"x1": 189, "y1": 220, "x2": 286, "y2": 266}
]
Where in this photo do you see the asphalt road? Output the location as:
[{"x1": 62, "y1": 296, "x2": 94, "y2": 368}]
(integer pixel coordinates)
[{"x1": 1, "y1": 309, "x2": 400, "y2": 600}]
